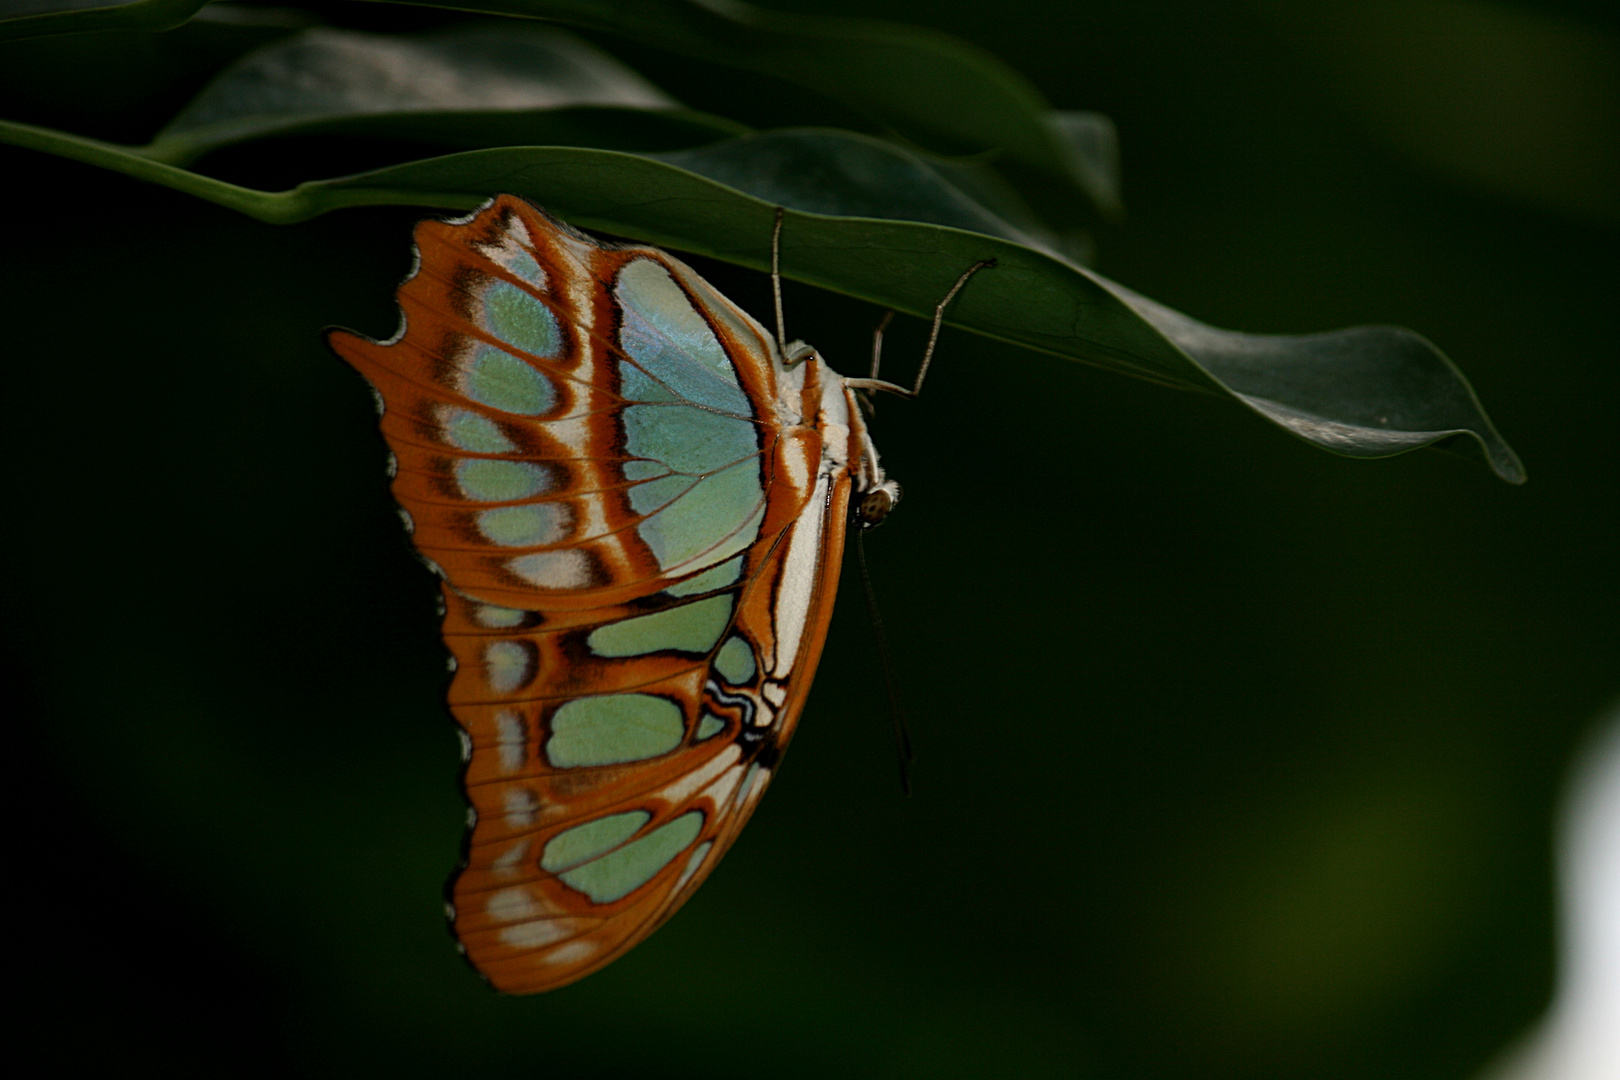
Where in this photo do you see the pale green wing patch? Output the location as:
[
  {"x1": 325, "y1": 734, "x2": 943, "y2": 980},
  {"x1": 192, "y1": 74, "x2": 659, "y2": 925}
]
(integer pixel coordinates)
[
  {"x1": 586, "y1": 594, "x2": 734, "y2": 657},
  {"x1": 546, "y1": 694, "x2": 685, "y2": 767},
  {"x1": 556, "y1": 810, "x2": 705, "y2": 904},
  {"x1": 713, "y1": 635, "x2": 756, "y2": 685},
  {"x1": 476, "y1": 503, "x2": 572, "y2": 547},
  {"x1": 460, "y1": 344, "x2": 557, "y2": 415},
  {"x1": 480, "y1": 279, "x2": 562, "y2": 359},
  {"x1": 540, "y1": 810, "x2": 651, "y2": 872},
  {"x1": 614, "y1": 257, "x2": 748, "y2": 414},
  {"x1": 664, "y1": 556, "x2": 744, "y2": 598},
  {"x1": 456, "y1": 459, "x2": 556, "y2": 502},
  {"x1": 440, "y1": 407, "x2": 516, "y2": 453}
]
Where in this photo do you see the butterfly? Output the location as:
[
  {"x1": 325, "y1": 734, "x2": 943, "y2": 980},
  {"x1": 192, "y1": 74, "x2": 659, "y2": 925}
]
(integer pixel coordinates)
[{"x1": 328, "y1": 196, "x2": 990, "y2": 992}]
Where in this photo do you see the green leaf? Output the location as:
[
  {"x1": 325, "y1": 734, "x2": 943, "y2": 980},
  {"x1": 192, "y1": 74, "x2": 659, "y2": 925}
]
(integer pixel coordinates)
[
  {"x1": 0, "y1": 0, "x2": 208, "y2": 43},
  {"x1": 354, "y1": 0, "x2": 1122, "y2": 215},
  {"x1": 651, "y1": 131, "x2": 1058, "y2": 250},
  {"x1": 143, "y1": 23, "x2": 748, "y2": 166},
  {"x1": 2, "y1": 0, "x2": 1120, "y2": 213},
  {"x1": 0, "y1": 117, "x2": 1521, "y2": 481},
  {"x1": 136, "y1": 17, "x2": 1082, "y2": 257}
]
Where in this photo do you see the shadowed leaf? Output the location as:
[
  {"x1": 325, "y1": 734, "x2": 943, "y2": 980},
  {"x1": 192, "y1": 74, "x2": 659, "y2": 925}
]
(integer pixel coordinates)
[
  {"x1": 144, "y1": 23, "x2": 747, "y2": 165},
  {"x1": 356, "y1": 0, "x2": 1122, "y2": 214},
  {"x1": 0, "y1": 0, "x2": 208, "y2": 42}
]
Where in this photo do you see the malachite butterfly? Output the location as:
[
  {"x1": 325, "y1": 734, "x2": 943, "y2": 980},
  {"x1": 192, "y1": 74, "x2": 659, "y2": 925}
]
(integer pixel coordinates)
[{"x1": 328, "y1": 196, "x2": 986, "y2": 993}]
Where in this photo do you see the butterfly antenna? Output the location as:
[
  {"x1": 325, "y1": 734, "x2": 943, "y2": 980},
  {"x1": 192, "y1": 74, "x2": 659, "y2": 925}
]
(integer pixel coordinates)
[
  {"x1": 771, "y1": 207, "x2": 788, "y2": 356},
  {"x1": 911, "y1": 258, "x2": 996, "y2": 397},
  {"x1": 845, "y1": 258, "x2": 996, "y2": 399},
  {"x1": 856, "y1": 528, "x2": 914, "y2": 796}
]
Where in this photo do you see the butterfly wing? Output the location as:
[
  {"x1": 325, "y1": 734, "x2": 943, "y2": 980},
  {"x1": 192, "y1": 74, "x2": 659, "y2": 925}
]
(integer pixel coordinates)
[{"x1": 328, "y1": 196, "x2": 855, "y2": 992}]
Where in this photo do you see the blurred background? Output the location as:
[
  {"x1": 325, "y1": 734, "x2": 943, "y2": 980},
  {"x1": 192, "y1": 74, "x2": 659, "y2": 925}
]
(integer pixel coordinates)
[{"x1": 2, "y1": 1, "x2": 1616, "y2": 1076}]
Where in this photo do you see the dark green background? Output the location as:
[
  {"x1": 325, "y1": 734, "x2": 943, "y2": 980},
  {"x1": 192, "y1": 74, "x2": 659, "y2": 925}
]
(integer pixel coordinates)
[{"x1": 3, "y1": 2, "x2": 1616, "y2": 1076}]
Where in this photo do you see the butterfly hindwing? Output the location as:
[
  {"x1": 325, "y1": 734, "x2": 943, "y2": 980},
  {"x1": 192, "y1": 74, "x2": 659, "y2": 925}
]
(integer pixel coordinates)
[{"x1": 328, "y1": 196, "x2": 856, "y2": 992}]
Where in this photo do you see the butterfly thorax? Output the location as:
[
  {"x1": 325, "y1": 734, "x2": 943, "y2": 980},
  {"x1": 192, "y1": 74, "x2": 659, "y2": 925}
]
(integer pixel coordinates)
[{"x1": 783, "y1": 344, "x2": 901, "y2": 529}]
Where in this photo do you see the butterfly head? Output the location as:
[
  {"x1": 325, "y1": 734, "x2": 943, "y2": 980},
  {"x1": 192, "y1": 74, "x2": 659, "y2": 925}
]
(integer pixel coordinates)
[
  {"x1": 854, "y1": 478, "x2": 902, "y2": 530},
  {"x1": 832, "y1": 364, "x2": 900, "y2": 530},
  {"x1": 784, "y1": 339, "x2": 819, "y2": 366}
]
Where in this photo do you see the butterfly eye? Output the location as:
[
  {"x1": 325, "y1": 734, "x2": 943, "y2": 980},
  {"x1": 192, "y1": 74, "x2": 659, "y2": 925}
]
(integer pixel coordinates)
[
  {"x1": 856, "y1": 488, "x2": 896, "y2": 528},
  {"x1": 784, "y1": 341, "x2": 817, "y2": 366}
]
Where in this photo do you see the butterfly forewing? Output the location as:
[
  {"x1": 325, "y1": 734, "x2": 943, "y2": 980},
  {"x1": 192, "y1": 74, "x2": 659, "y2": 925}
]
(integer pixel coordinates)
[{"x1": 328, "y1": 197, "x2": 855, "y2": 992}]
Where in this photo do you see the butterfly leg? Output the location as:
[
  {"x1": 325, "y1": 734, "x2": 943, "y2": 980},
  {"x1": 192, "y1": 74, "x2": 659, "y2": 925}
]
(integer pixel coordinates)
[
  {"x1": 858, "y1": 310, "x2": 897, "y2": 416},
  {"x1": 846, "y1": 258, "x2": 997, "y2": 400},
  {"x1": 771, "y1": 207, "x2": 788, "y2": 356}
]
